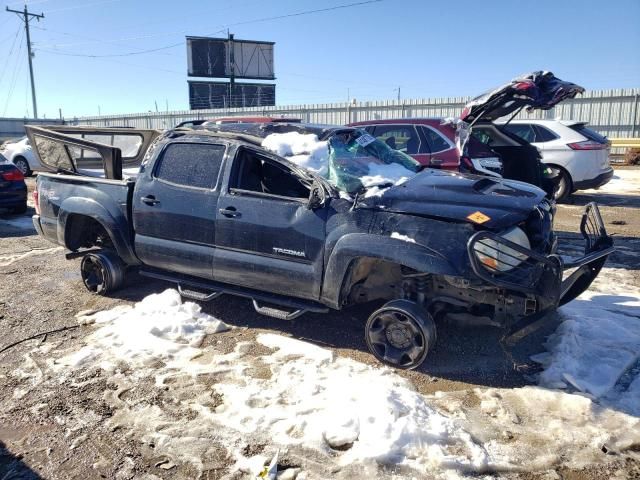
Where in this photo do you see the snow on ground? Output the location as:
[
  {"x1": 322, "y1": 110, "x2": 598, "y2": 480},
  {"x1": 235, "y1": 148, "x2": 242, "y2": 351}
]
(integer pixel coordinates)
[
  {"x1": 11, "y1": 274, "x2": 639, "y2": 478},
  {"x1": 533, "y1": 267, "x2": 640, "y2": 415},
  {"x1": 583, "y1": 168, "x2": 640, "y2": 196},
  {"x1": 0, "y1": 246, "x2": 62, "y2": 267}
]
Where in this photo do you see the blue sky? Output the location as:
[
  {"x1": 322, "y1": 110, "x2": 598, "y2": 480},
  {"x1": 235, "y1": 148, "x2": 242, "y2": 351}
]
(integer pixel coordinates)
[{"x1": 0, "y1": 0, "x2": 639, "y2": 119}]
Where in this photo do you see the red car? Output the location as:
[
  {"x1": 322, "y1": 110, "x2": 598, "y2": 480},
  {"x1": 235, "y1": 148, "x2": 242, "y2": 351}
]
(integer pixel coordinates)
[{"x1": 348, "y1": 118, "x2": 503, "y2": 176}]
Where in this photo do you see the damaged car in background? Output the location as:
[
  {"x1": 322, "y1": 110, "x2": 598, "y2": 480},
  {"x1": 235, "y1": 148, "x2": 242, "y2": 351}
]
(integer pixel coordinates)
[{"x1": 25, "y1": 120, "x2": 614, "y2": 369}]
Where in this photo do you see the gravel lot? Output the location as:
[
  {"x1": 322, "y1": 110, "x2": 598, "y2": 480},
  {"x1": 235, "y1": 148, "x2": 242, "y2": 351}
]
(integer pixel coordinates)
[{"x1": 1, "y1": 171, "x2": 639, "y2": 479}]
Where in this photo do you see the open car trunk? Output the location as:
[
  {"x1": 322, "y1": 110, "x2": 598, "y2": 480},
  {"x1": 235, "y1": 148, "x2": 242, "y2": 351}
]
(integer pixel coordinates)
[
  {"x1": 456, "y1": 71, "x2": 584, "y2": 193},
  {"x1": 25, "y1": 125, "x2": 161, "y2": 180}
]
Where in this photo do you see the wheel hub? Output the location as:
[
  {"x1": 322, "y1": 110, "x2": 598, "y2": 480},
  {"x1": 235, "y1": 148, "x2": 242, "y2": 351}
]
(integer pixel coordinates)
[{"x1": 385, "y1": 322, "x2": 412, "y2": 349}]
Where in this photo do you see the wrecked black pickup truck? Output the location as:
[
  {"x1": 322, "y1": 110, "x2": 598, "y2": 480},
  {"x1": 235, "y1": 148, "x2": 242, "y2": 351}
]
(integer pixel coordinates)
[{"x1": 26, "y1": 123, "x2": 614, "y2": 369}]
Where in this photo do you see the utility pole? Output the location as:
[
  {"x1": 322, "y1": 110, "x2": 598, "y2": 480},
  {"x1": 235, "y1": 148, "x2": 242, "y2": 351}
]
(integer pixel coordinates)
[
  {"x1": 6, "y1": 5, "x2": 44, "y2": 119},
  {"x1": 395, "y1": 86, "x2": 401, "y2": 102},
  {"x1": 228, "y1": 31, "x2": 235, "y2": 108}
]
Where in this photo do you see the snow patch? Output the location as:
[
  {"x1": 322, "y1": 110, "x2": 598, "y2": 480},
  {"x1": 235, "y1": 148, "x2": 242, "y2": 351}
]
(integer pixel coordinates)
[
  {"x1": 534, "y1": 267, "x2": 640, "y2": 414},
  {"x1": 390, "y1": 232, "x2": 416, "y2": 244},
  {"x1": 261, "y1": 132, "x2": 329, "y2": 176},
  {"x1": 0, "y1": 246, "x2": 62, "y2": 266},
  {"x1": 58, "y1": 289, "x2": 230, "y2": 371}
]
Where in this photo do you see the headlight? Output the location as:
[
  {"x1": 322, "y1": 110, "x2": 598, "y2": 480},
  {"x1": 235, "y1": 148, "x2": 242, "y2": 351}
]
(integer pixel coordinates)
[{"x1": 474, "y1": 227, "x2": 530, "y2": 272}]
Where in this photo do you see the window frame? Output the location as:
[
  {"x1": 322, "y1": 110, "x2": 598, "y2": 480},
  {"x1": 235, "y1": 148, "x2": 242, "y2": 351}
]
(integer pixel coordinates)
[
  {"x1": 503, "y1": 123, "x2": 537, "y2": 143},
  {"x1": 152, "y1": 141, "x2": 227, "y2": 191},
  {"x1": 532, "y1": 124, "x2": 559, "y2": 143},
  {"x1": 370, "y1": 124, "x2": 423, "y2": 155},
  {"x1": 419, "y1": 125, "x2": 455, "y2": 154},
  {"x1": 228, "y1": 146, "x2": 311, "y2": 204}
]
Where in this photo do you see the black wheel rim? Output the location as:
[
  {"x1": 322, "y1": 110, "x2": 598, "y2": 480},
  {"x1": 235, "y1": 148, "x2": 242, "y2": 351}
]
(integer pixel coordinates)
[
  {"x1": 367, "y1": 310, "x2": 426, "y2": 368},
  {"x1": 81, "y1": 256, "x2": 105, "y2": 293}
]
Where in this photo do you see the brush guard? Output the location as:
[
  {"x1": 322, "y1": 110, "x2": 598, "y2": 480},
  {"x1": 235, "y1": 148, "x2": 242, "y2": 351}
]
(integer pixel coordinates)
[{"x1": 467, "y1": 202, "x2": 614, "y2": 344}]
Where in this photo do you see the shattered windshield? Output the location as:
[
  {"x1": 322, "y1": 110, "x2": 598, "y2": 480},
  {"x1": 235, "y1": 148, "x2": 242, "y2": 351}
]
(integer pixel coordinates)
[
  {"x1": 261, "y1": 128, "x2": 421, "y2": 196},
  {"x1": 326, "y1": 130, "x2": 421, "y2": 194}
]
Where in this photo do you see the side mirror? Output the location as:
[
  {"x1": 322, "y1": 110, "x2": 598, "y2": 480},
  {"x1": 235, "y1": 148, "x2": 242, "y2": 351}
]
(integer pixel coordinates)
[{"x1": 307, "y1": 181, "x2": 326, "y2": 210}]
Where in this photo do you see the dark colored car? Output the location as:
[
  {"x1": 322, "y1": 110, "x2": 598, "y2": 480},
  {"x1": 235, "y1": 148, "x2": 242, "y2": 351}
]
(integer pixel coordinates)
[
  {"x1": 0, "y1": 163, "x2": 27, "y2": 213},
  {"x1": 347, "y1": 118, "x2": 503, "y2": 176},
  {"x1": 25, "y1": 123, "x2": 613, "y2": 370}
]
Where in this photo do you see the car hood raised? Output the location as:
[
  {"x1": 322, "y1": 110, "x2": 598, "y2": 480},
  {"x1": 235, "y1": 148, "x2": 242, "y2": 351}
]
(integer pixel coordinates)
[{"x1": 361, "y1": 169, "x2": 546, "y2": 229}]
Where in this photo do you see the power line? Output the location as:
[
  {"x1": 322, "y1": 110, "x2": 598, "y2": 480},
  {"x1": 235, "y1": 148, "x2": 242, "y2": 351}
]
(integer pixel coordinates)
[
  {"x1": 224, "y1": 0, "x2": 383, "y2": 28},
  {"x1": 34, "y1": 0, "x2": 384, "y2": 56},
  {"x1": 0, "y1": 24, "x2": 22, "y2": 89},
  {"x1": 3, "y1": 33, "x2": 25, "y2": 117}
]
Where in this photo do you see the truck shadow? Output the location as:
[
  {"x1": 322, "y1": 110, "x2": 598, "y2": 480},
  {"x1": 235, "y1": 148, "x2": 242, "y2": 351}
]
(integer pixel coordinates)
[
  {"x1": 196, "y1": 291, "x2": 557, "y2": 391},
  {"x1": 0, "y1": 440, "x2": 43, "y2": 479}
]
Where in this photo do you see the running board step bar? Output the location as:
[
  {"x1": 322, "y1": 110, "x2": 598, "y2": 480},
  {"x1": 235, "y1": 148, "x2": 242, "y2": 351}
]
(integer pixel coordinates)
[
  {"x1": 177, "y1": 285, "x2": 223, "y2": 302},
  {"x1": 251, "y1": 300, "x2": 305, "y2": 320},
  {"x1": 139, "y1": 269, "x2": 328, "y2": 320}
]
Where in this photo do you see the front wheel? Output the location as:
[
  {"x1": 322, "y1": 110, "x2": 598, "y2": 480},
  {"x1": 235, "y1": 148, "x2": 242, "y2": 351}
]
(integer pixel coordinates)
[
  {"x1": 365, "y1": 299, "x2": 436, "y2": 369},
  {"x1": 80, "y1": 251, "x2": 125, "y2": 295}
]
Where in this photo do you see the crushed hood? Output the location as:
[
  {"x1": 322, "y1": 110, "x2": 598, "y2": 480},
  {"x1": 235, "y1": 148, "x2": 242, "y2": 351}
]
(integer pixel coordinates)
[
  {"x1": 460, "y1": 71, "x2": 585, "y2": 123},
  {"x1": 362, "y1": 169, "x2": 546, "y2": 229}
]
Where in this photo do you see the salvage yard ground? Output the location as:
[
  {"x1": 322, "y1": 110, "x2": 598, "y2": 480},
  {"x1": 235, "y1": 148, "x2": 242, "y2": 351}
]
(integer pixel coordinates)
[{"x1": 1, "y1": 169, "x2": 639, "y2": 479}]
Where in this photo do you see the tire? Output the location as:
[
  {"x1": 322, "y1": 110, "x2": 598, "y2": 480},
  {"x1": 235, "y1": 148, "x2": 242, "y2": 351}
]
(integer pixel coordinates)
[
  {"x1": 550, "y1": 167, "x2": 571, "y2": 202},
  {"x1": 80, "y1": 251, "x2": 125, "y2": 295},
  {"x1": 12, "y1": 203, "x2": 27, "y2": 214},
  {"x1": 365, "y1": 299, "x2": 436, "y2": 370},
  {"x1": 13, "y1": 157, "x2": 31, "y2": 177}
]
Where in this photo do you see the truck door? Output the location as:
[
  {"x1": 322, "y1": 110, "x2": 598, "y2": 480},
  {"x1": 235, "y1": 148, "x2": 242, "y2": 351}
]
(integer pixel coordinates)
[
  {"x1": 132, "y1": 140, "x2": 227, "y2": 279},
  {"x1": 213, "y1": 146, "x2": 327, "y2": 300}
]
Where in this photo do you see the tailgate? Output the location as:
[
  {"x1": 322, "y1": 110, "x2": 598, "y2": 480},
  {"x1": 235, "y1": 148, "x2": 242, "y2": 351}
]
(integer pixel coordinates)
[{"x1": 25, "y1": 125, "x2": 160, "y2": 180}]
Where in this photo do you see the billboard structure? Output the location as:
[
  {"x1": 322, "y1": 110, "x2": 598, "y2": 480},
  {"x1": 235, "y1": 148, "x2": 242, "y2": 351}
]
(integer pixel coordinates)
[
  {"x1": 188, "y1": 81, "x2": 275, "y2": 109},
  {"x1": 186, "y1": 35, "x2": 276, "y2": 109}
]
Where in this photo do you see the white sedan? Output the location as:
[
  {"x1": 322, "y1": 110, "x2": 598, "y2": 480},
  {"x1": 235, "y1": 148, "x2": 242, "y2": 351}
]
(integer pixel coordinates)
[
  {"x1": 0, "y1": 136, "x2": 46, "y2": 176},
  {"x1": 499, "y1": 119, "x2": 613, "y2": 200}
]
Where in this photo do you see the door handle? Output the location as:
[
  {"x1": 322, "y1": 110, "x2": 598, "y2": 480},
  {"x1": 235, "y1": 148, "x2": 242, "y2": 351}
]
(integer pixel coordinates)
[
  {"x1": 219, "y1": 207, "x2": 240, "y2": 218},
  {"x1": 141, "y1": 195, "x2": 160, "y2": 206}
]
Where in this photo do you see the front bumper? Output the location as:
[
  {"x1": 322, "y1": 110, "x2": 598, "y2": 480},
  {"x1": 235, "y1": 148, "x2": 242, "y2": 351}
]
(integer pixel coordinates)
[{"x1": 467, "y1": 202, "x2": 614, "y2": 343}]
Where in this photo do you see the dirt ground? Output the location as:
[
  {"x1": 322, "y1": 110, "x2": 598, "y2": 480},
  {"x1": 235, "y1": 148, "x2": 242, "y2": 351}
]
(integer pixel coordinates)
[{"x1": 1, "y1": 171, "x2": 639, "y2": 479}]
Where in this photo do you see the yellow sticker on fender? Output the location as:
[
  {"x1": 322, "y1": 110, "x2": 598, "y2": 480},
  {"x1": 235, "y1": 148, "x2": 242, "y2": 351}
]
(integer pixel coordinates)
[{"x1": 467, "y1": 211, "x2": 491, "y2": 224}]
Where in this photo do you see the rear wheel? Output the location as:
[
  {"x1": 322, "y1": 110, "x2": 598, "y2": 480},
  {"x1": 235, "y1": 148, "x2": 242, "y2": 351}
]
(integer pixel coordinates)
[
  {"x1": 13, "y1": 157, "x2": 31, "y2": 177},
  {"x1": 80, "y1": 251, "x2": 125, "y2": 295},
  {"x1": 550, "y1": 167, "x2": 571, "y2": 202},
  {"x1": 365, "y1": 299, "x2": 436, "y2": 370}
]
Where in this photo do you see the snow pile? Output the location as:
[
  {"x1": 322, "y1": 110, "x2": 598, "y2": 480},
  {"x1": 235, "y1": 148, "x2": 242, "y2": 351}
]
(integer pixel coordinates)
[
  {"x1": 213, "y1": 333, "x2": 488, "y2": 473},
  {"x1": 429, "y1": 385, "x2": 640, "y2": 471},
  {"x1": 361, "y1": 163, "x2": 414, "y2": 197},
  {"x1": 59, "y1": 289, "x2": 229, "y2": 371},
  {"x1": 534, "y1": 267, "x2": 640, "y2": 414},
  {"x1": 261, "y1": 132, "x2": 329, "y2": 175}
]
